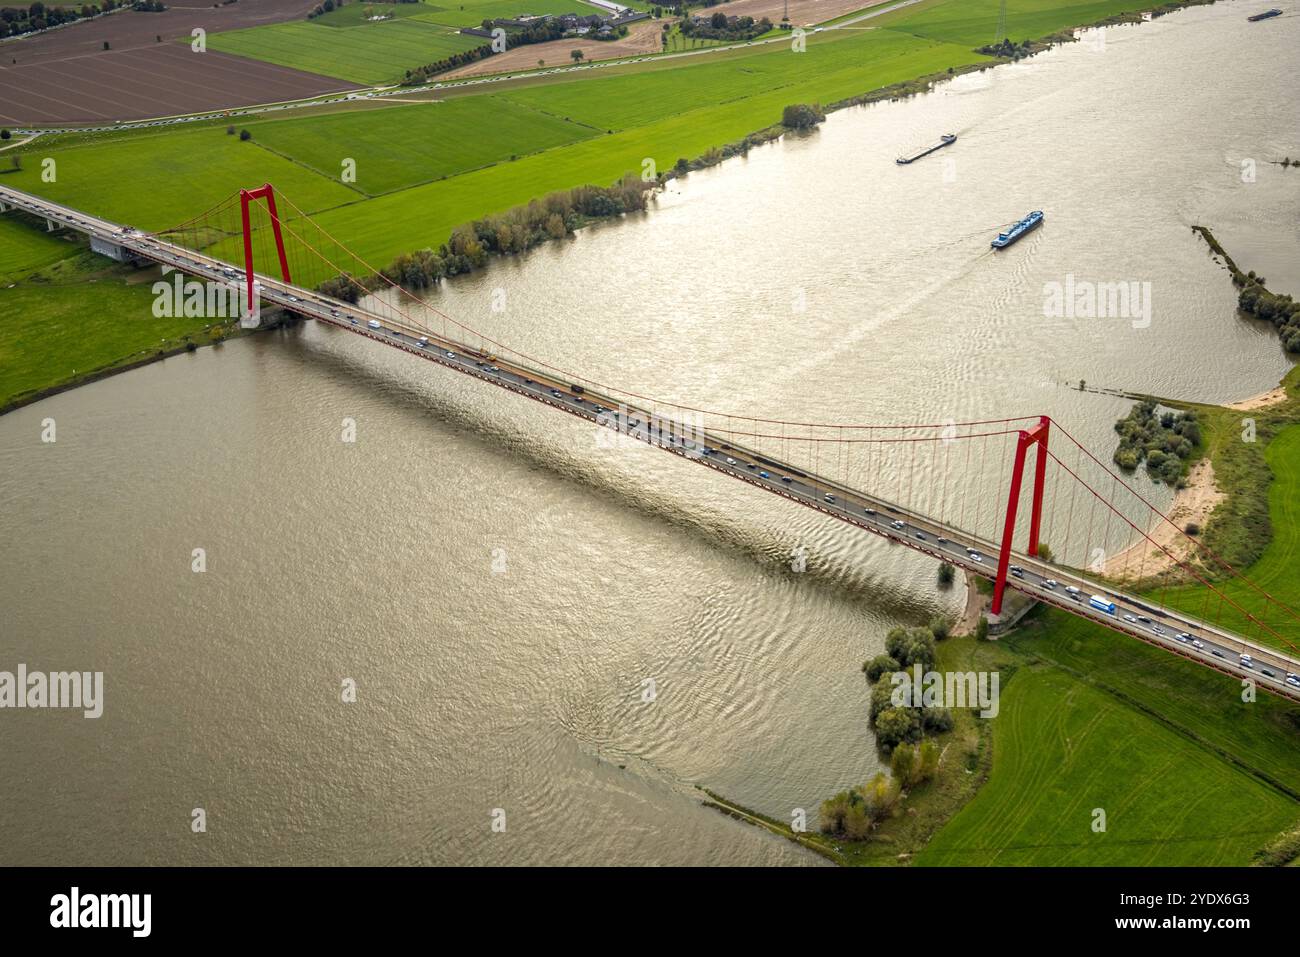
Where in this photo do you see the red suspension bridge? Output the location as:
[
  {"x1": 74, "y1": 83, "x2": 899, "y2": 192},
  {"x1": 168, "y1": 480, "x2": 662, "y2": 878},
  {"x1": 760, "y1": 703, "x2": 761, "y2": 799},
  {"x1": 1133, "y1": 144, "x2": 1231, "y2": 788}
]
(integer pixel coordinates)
[{"x1": 6, "y1": 181, "x2": 1300, "y2": 700}]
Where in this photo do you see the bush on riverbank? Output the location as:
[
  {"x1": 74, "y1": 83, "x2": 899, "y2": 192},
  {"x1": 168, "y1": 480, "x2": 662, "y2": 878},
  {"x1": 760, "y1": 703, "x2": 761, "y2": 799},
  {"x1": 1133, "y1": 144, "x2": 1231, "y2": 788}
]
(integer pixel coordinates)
[
  {"x1": 781, "y1": 102, "x2": 825, "y2": 131},
  {"x1": 1113, "y1": 399, "x2": 1200, "y2": 486}
]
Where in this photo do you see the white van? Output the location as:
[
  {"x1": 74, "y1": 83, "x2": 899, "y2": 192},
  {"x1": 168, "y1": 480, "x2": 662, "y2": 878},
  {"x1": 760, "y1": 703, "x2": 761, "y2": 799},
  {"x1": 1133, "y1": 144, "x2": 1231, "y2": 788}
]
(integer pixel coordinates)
[{"x1": 366, "y1": 320, "x2": 381, "y2": 330}]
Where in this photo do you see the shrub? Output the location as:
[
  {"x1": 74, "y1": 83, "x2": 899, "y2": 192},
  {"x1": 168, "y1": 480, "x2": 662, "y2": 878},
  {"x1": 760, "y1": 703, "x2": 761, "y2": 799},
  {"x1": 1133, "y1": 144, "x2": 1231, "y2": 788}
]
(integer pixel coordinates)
[
  {"x1": 937, "y1": 562, "x2": 955, "y2": 586},
  {"x1": 781, "y1": 102, "x2": 825, "y2": 130},
  {"x1": 238, "y1": 128, "x2": 251, "y2": 141}
]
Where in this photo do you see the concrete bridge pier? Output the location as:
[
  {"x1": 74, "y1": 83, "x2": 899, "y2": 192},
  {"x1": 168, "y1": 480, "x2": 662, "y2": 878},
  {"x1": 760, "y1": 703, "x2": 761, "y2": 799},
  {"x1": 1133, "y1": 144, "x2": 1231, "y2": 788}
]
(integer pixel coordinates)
[{"x1": 46, "y1": 217, "x2": 59, "y2": 232}]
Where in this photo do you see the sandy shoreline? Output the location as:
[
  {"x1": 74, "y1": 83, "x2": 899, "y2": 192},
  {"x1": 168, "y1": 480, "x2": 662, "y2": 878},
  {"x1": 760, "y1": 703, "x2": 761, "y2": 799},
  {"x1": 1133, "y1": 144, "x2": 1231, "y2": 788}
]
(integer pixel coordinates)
[
  {"x1": 1101, "y1": 457, "x2": 1223, "y2": 581},
  {"x1": 1226, "y1": 385, "x2": 1289, "y2": 411}
]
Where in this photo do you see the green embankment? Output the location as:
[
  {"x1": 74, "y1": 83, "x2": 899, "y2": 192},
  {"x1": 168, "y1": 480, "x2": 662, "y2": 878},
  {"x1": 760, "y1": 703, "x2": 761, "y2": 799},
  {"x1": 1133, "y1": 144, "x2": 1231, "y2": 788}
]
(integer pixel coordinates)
[{"x1": 0, "y1": 247, "x2": 238, "y2": 411}]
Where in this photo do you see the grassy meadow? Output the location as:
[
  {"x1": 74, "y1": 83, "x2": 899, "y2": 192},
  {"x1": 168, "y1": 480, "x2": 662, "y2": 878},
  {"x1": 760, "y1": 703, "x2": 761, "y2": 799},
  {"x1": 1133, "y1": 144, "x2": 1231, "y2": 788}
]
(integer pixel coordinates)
[
  {"x1": 207, "y1": 18, "x2": 484, "y2": 86},
  {"x1": 250, "y1": 97, "x2": 601, "y2": 196}
]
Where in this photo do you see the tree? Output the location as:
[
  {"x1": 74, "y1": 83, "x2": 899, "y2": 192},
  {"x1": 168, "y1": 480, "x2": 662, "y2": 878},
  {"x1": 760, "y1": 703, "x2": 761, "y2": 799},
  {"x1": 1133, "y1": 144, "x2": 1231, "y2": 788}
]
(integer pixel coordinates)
[
  {"x1": 975, "y1": 616, "x2": 990, "y2": 642},
  {"x1": 860, "y1": 772, "x2": 899, "y2": 823},
  {"x1": 862, "y1": 654, "x2": 899, "y2": 683},
  {"x1": 710, "y1": 10, "x2": 726, "y2": 27},
  {"x1": 938, "y1": 561, "x2": 955, "y2": 586},
  {"x1": 885, "y1": 626, "x2": 936, "y2": 670},
  {"x1": 0, "y1": 128, "x2": 10, "y2": 140},
  {"x1": 916, "y1": 739, "x2": 941, "y2": 783},
  {"x1": 874, "y1": 707, "x2": 921, "y2": 753},
  {"x1": 238, "y1": 128, "x2": 251, "y2": 141},
  {"x1": 570, "y1": 48, "x2": 583, "y2": 62},
  {"x1": 890, "y1": 742, "x2": 917, "y2": 787},
  {"x1": 928, "y1": 616, "x2": 951, "y2": 641}
]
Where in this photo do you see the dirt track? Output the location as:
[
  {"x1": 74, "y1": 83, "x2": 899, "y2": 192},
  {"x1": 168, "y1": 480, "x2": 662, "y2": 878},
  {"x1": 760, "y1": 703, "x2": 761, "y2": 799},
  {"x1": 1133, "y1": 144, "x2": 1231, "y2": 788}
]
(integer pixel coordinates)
[
  {"x1": 0, "y1": 0, "x2": 361, "y2": 124},
  {"x1": 440, "y1": 19, "x2": 665, "y2": 80}
]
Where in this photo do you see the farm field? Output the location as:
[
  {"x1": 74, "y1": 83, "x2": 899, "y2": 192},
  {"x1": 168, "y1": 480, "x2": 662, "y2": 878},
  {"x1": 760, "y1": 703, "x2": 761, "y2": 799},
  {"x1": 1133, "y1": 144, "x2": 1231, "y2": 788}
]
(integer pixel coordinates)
[
  {"x1": 916, "y1": 666, "x2": 1298, "y2": 865},
  {"x1": 0, "y1": 0, "x2": 356, "y2": 125},
  {"x1": 207, "y1": 18, "x2": 485, "y2": 85},
  {"x1": 250, "y1": 97, "x2": 601, "y2": 195}
]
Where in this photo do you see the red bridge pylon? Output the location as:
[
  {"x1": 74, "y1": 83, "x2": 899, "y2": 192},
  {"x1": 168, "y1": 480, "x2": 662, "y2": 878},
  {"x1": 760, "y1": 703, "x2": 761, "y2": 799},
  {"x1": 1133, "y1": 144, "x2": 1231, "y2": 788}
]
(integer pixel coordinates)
[
  {"x1": 239, "y1": 184, "x2": 292, "y2": 313},
  {"x1": 992, "y1": 415, "x2": 1050, "y2": 616}
]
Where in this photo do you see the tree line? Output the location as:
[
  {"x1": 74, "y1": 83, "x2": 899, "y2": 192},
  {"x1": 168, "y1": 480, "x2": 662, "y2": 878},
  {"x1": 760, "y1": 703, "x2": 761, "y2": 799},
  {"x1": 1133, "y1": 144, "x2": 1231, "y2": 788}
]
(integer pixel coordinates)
[
  {"x1": 0, "y1": 1, "x2": 121, "y2": 39},
  {"x1": 681, "y1": 12, "x2": 771, "y2": 41},
  {"x1": 317, "y1": 176, "x2": 654, "y2": 301}
]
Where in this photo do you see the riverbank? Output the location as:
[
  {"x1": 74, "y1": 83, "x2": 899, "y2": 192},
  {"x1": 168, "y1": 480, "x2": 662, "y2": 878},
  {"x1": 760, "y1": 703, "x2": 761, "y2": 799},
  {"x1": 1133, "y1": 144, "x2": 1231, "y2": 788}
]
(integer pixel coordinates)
[
  {"x1": 0, "y1": 240, "x2": 262, "y2": 415},
  {"x1": 1101, "y1": 456, "x2": 1225, "y2": 581}
]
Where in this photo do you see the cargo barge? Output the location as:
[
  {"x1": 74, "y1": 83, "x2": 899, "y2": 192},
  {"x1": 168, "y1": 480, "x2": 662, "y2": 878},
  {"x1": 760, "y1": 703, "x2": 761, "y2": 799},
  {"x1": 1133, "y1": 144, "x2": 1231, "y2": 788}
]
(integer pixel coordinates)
[
  {"x1": 990, "y1": 210, "x2": 1044, "y2": 249},
  {"x1": 895, "y1": 133, "x2": 957, "y2": 165}
]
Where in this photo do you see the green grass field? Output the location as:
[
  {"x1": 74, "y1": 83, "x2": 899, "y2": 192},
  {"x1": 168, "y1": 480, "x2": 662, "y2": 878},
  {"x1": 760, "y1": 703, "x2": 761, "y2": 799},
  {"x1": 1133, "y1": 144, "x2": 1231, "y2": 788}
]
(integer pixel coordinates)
[
  {"x1": 1, "y1": 127, "x2": 360, "y2": 232},
  {"x1": 412, "y1": 0, "x2": 605, "y2": 28},
  {"x1": 0, "y1": 257, "x2": 229, "y2": 410},
  {"x1": 0, "y1": 214, "x2": 79, "y2": 284},
  {"x1": 917, "y1": 666, "x2": 1298, "y2": 865},
  {"x1": 207, "y1": 18, "x2": 484, "y2": 85},
  {"x1": 882, "y1": 0, "x2": 1143, "y2": 45},
  {"x1": 249, "y1": 96, "x2": 600, "y2": 196}
]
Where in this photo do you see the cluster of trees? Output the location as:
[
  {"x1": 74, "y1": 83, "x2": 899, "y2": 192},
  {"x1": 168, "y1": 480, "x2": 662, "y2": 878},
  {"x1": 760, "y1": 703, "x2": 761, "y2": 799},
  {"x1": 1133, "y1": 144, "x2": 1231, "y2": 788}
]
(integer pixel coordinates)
[
  {"x1": 681, "y1": 12, "x2": 770, "y2": 40},
  {"x1": 818, "y1": 740, "x2": 941, "y2": 838},
  {"x1": 1239, "y1": 275, "x2": 1300, "y2": 353},
  {"x1": 862, "y1": 625, "x2": 955, "y2": 753},
  {"x1": 306, "y1": 0, "x2": 343, "y2": 18},
  {"x1": 132, "y1": 0, "x2": 164, "y2": 10},
  {"x1": 317, "y1": 176, "x2": 654, "y2": 300},
  {"x1": 590, "y1": 23, "x2": 628, "y2": 40},
  {"x1": 0, "y1": 1, "x2": 120, "y2": 39},
  {"x1": 977, "y1": 37, "x2": 1033, "y2": 59},
  {"x1": 781, "y1": 102, "x2": 825, "y2": 131},
  {"x1": 1112, "y1": 400, "x2": 1200, "y2": 486}
]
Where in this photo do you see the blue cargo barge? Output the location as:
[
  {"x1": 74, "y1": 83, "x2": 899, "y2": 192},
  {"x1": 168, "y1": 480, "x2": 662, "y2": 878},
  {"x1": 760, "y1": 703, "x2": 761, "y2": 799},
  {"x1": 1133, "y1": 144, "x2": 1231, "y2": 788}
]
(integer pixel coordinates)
[
  {"x1": 1247, "y1": 8, "x2": 1282, "y2": 21},
  {"x1": 990, "y1": 210, "x2": 1044, "y2": 249}
]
